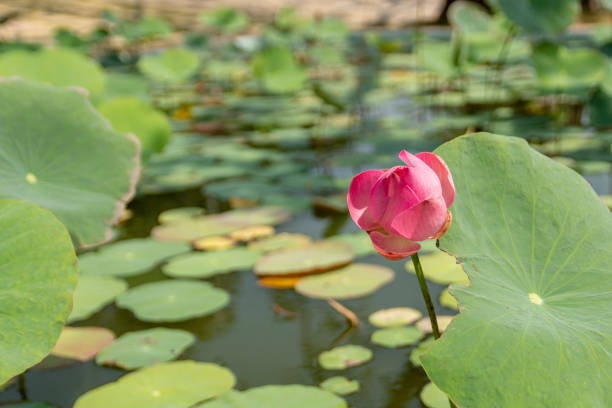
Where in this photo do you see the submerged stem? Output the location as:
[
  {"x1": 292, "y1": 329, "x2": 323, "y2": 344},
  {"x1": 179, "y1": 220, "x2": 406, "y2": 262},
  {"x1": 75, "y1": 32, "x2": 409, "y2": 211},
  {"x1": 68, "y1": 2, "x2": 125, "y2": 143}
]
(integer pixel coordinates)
[{"x1": 411, "y1": 252, "x2": 441, "y2": 339}]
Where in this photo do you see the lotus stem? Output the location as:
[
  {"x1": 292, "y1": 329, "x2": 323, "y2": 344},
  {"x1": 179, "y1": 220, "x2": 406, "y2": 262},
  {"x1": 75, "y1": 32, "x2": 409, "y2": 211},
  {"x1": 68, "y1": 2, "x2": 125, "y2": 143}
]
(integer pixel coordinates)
[{"x1": 411, "y1": 253, "x2": 441, "y2": 339}]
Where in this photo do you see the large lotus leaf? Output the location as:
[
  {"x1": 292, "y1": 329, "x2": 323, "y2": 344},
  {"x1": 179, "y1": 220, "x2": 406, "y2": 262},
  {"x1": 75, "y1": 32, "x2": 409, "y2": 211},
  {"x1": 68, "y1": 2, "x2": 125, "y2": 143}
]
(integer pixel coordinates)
[
  {"x1": 79, "y1": 238, "x2": 190, "y2": 277},
  {"x1": 51, "y1": 327, "x2": 115, "y2": 362},
  {"x1": 421, "y1": 133, "x2": 612, "y2": 407},
  {"x1": 163, "y1": 248, "x2": 261, "y2": 278},
  {"x1": 74, "y1": 361, "x2": 236, "y2": 408},
  {"x1": 138, "y1": 48, "x2": 200, "y2": 84},
  {"x1": 199, "y1": 8, "x2": 249, "y2": 33},
  {"x1": 295, "y1": 264, "x2": 394, "y2": 299},
  {"x1": 96, "y1": 328, "x2": 195, "y2": 369},
  {"x1": 254, "y1": 241, "x2": 354, "y2": 276},
  {"x1": 496, "y1": 0, "x2": 579, "y2": 35},
  {"x1": 0, "y1": 47, "x2": 106, "y2": 97},
  {"x1": 448, "y1": 1, "x2": 496, "y2": 34},
  {"x1": 98, "y1": 97, "x2": 171, "y2": 162},
  {"x1": 0, "y1": 199, "x2": 78, "y2": 383},
  {"x1": 196, "y1": 385, "x2": 347, "y2": 408},
  {"x1": 0, "y1": 79, "x2": 140, "y2": 247},
  {"x1": 103, "y1": 72, "x2": 150, "y2": 102},
  {"x1": 116, "y1": 280, "x2": 230, "y2": 322},
  {"x1": 68, "y1": 275, "x2": 128, "y2": 323},
  {"x1": 532, "y1": 43, "x2": 607, "y2": 92},
  {"x1": 252, "y1": 46, "x2": 307, "y2": 94}
]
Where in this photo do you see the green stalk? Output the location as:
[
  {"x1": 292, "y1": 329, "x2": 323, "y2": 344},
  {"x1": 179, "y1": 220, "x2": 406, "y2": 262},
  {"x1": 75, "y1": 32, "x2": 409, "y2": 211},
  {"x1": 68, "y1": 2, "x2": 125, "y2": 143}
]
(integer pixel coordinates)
[
  {"x1": 411, "y1": 252, "x2": 458, "y2": 408},
  {"x1": 411, "y1": 252, "x2": 441, "y2": 339}
]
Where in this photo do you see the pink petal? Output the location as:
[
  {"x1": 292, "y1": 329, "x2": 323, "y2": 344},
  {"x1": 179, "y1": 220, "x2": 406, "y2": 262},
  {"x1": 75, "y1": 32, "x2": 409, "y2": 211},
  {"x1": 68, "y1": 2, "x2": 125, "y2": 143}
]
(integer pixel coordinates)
[
  {"x1": 347, "y1": 169, "x2": 384, "y2": 231},
  {"x1": 390, "y1": 194, "x2": 448, "y2": 241},
  {"x1": 369, "y1": 230, "x2": 421, "y2": 260},
  {"x1": 416, "y1": 152, "x2": 455, "y2": 208}
]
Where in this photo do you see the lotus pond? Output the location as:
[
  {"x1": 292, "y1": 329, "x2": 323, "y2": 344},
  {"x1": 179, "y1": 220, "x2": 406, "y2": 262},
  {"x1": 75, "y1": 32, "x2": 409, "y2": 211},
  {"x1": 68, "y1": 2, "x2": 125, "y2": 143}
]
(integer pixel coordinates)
[{"x1": 0, "y1": 2, "x2": 611, "y2": 408}]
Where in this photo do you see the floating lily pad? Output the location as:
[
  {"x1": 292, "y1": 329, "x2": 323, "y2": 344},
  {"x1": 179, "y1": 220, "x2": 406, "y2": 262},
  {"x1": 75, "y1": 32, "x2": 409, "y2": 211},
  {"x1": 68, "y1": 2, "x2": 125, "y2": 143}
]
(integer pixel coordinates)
[
  {"x1": 415, "y1": 316, "x2": 454, "y2": 334},
  {"x1": 74, "y1": 361, "x2": 236, "y2": 408},
  {"x1": 371, "y1": 326, "x2": 424, "y2": 348},
  {"x1": 247, "y1": 233, "x2": 312, "y2": 253},
  {"x1": 163, "y1": 248, "x2": 260, "y2": 278},
  {"x1": 254, "y1": 241, "x2": 354, "y2": 277},
  {"x1": 295, "y1": 264, "x2": 394, "y2": 299},
  {"x1": 326, "y1": 233, "x2": 376, "y2": 258},
  {"x1": 152, "y1": 207, "x2": 290, "y2": 242},
  {"x1": 409, "y1": 337, "x2": 434, "y2": 367},
  {"x1": 252, "y1": 46, "x2": 307, "y2": 94},
  {"x1": 192, "y1": 236, "x2": 236, "y2": 251},
  {"x1": 229, "y1": 225, "x2": 275, "y2": 242},
  {"x1": 196, "y1": 385, "x2": 346, "y2": 408},
  {"x1": 0, "y1": 199, "x2": 78, "y2": 383},
  {"x1": 138, "y1": 48, "x2": 200, "y2": 84},
  {"x1": 0, "y1": 47, "x2": 106, "y2": 96},
  {"x1": 97, "y1": 97, "x2": 171, "y2": 162},
  {"x1": 439, "y1": 288, "x2": 458, "y2": 310},
  {"x1": 96, "y1": 328, "x2": 195, "y2": 369},
  {"x1": 79, "y1": 238, "x2": 191, "y2": 277},
  {"x1": 258, "y1": 275, "x2": 304, "y2": 289},
  {"x1": 68, "y1": 275, "x2": 128, "y2": 323},
  {"x1": 420, "y1": 382, "x2": 451, "y2": 408},
  {"x1": 199, "y1": 8, "x2": 249, "y2": 33},
  {"x1": 496, "y1": 0, "x2": 578, "y2": 35},
  {"x1": 116, "y1": 280, "x2": 230, "y2": 322},
  {"x1": 368, "y1": 307, "x2": 422, "y2": 328},
  {"x1": 405, "y1": 252, "x2": 469, "y2": 285},
  {"x1": 158, "y1": 207, "x2": 205, "y2": 224},
  {"x1": 320, "y1": 377, "x2": 360, "y2": 396},
  {"x1": 318, "y1": 345, "x2": 373, "y2": 370},
  {"x1": 51, "y1": 327, "x2": 115, "y2": 362},
  {"x1": 423, "y1": 133, "x2": 612, "y2": 407},
  {"x1": 0, "y1": 79, "x2": 140, "y2": 247}
]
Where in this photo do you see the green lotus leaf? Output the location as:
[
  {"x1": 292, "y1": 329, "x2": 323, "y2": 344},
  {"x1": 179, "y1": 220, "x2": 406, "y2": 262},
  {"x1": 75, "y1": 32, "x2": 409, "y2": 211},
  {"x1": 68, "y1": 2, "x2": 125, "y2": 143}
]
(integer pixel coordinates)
[
  {"x1": 138, "y1": 48, "x2": 200, "y2": 84},
  {"x1": 254, "y1": 241, "x2": 354, "y2": 276},
  {"x1": 116, "y1": 280, "x2": 230, "y2": 322},
  {"x1": 318, "y1": 345, "x2": 373, "y2": 370},
  {"x1": 158, "y1": 207, "x2": 206, "y2": 224},
  {"x1": 79, "y1": 238, "x2": 190, "y2": 277},
  {"x1": 422, "y1": 133, "x2": 612, "y2": 407},
  {"x1": 496, "y1": 0, "x2": 579, "y2": 35},
  {"x1": 420, "y1": 382, "x2": 450, "y2": 408},
  {"x1": 0, "y1": 199, "x2": 78, "y2": 384},
  {"x1": 51, "y1": 327, "x2": 115, "y2": 362},
  {"x1": 68, "y1": 275, "x2": 128, "y2": 323},
  {"x1": 295, "y1": 263, "x2": 394, "y2": 299},
  {"x1": 0, "y1": 79, "x2": 140, "y2": 248},
  {"x1": 589, "y1": 89, "x2": 612, "y2": 128},
  {"x1": 247, "y1": 232, "x2": 312, "y2": 253},
  {"x1": 319, "y1": 376, "x2": 360, "y2": 396},
  {"x1": 371, "y1": 326, "x2": 424, "y2": 348},
  {"x1": 163, "y1": 248, "x2": 261, "y2": 278},
  {"x1": 252, "y1": 46, "x2": 307, "y2": 94},
  {"x1": 117, "y1": 15, "x2": 173, "y2": 41},
  {"x1": 199, "y1": 8, "x2": 249, "y2": 33},
  {"x1": 0, "y1": 47, "x2": 106, "y2": 97},
  {"x1": 74, "y1": 361, "x2": 236, "y2": 408},
  {"x1": 98, "y1": 97, "x2": 171, "y2": 161},
  {"x1": 532, "y1": 42, "x2": 607, "y2": 92},
  {"x1": 368, "y1": 307, "x2": 422, "y2": 328},
  {"x1": 405, "y1": 251, "x2": 469, "y2": 285},
  {"x1": 448, "y1": 1, "x2": 496, "y2": 34},
  {"x1": 196, "y1": 385, "x2": 346, "y2": 408},
  {"x1": 96, "y1": 328, "x2": 195, "y2": 369}
]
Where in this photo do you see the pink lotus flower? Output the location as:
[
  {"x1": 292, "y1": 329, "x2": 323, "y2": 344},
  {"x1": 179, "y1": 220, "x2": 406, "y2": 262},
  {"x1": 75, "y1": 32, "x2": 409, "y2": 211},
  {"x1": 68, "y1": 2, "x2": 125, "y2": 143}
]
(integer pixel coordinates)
[{"x1": 347, "y1": 150, "x2": 455, "y2": 260}]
